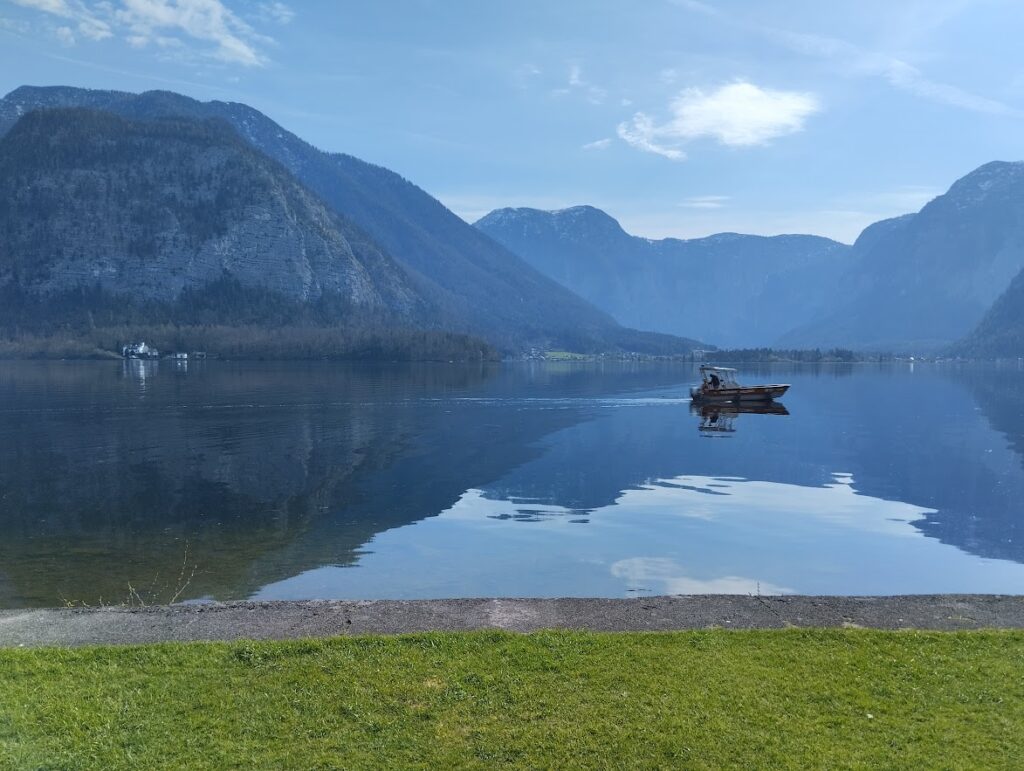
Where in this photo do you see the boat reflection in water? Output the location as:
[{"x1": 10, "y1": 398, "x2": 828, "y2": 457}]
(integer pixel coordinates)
[{"x1": 691, "y1": 400, "x2": 790, "y2": 436}]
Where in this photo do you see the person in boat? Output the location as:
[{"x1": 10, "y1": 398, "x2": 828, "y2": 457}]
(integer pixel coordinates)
[{"x1": 708, "y1": 372, "x2": 720, "y2": 389}]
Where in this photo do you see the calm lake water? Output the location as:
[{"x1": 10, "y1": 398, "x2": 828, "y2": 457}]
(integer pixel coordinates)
[{"x1": 2, "y1": 359, "x2": 1024, "y2": 607}]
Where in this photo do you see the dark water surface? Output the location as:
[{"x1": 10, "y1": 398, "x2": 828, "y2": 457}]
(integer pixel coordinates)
[{"x1": 2, "y1": 359, "x2": 1024, "y2": 608}]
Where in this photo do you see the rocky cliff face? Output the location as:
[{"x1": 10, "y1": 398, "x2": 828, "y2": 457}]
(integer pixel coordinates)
[
  {"x1": 476, "y1": 205, "x2": 851, "y2": 347},
  {"x1": 0, "y1": 86, "x2": 698, "y2": 353},
  {"x1": 0, "y1": 108, "x2": 423, "y2": 318}
]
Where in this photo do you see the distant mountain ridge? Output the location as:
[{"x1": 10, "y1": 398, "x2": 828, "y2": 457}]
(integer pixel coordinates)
[
  {"x1": 480, "y1": 160, "x2": 1024, "y2": 354},
  {"x1": 781, "y1": 161, "x2": 1024, "y2": 352},
  {"x1": 0, "y1": 85, "x2": 699, "y2": 354},
  {"x1": 476, "y1": 205, "x2": 851, "y2": 347},
  {"x1": 16, "y1": 86, "x2": 1022, "y2": 355}
]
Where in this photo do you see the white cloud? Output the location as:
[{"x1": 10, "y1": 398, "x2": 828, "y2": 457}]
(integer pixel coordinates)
[
  {"x1": 564, "y1": 63, "x2": 607, "y2": 105},
  {"x1": 618, "y1": 81, "x2": 819, "y2": 160},
  {"x1": 116, "y1": 0, "x2": 266, "y2": 66},
  {"x1": 10, "y1": 0, "x2": 73, "y2": 13},
  {"x1": 54, "y1": 23, "x2": 74, "y2": 43},
  {"x1": 9, "y1": 0, "x2": 280, "y2": 66},
  {"x1": 680, "y1": 195, "x2": 730, "y2": 209},
  {"x1": 581, "y1": 138, "x2": 612, "y2": 151},
  {"x1": 669, "y1": 1, "x2": 1020, "y2": 117},
  {"x1": 611, "y1": 557, "x2": 792, "y2": 596},
  {"x1": 10, "y1": 0, "x2": 113, "y2": 39},
  {"x1": 257, "y1": 1, "x2": 293, "y2": 25},
  {"x1": 669, "y1": 81, "x2": 819, "y2": 146},
  {"x1": 617, "y1": 112, "x2": 686, "y2": 160},
  {"x1": 76, "y1": 12, "x2": 110, "y2": 39}
]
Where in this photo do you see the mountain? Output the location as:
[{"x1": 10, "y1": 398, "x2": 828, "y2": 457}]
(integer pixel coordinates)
[
  {"x1": 476, "y1": 205, "x2": 851, "y2": 347},
  {"x1": 780, "y1": 162, "x2": 1024, "y2": 352},
  {"x1": 0, "y1": 85, "x2": 698, "y2": 354},
  {"x1": 0, "y1": 108, "x2": 423, "y2": 319},
  {"x1": 952, "y1": 267, "x2": 1024, "y2": 356}
]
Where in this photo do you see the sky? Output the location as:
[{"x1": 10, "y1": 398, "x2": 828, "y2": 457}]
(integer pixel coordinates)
[{"x1": 1, "y1": 0, "x2": 1023, "y2": 244}]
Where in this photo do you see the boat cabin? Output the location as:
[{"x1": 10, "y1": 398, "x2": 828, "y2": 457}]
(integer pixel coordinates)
[{"x1": 698, "y1": 366, "x2": 739, "y2": 391}]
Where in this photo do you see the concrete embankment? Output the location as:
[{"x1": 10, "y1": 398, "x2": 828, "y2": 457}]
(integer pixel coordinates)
[{"x1": 2, "y1": 595, "x2": 1024, "y2": 648}]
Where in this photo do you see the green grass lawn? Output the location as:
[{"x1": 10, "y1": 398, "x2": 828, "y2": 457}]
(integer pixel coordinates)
[{"x1": 2, "y1": 629, "x2": 1022, "y2": 769}]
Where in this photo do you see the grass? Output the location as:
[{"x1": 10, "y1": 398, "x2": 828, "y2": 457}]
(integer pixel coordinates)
[{"x1": 1, "y1": 629, "x2": 1022, "y2": 769}]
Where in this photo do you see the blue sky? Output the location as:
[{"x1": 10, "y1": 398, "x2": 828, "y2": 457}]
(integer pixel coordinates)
[{"x1": 1, "y1": 0, "x2": 1023, "y2": 243}]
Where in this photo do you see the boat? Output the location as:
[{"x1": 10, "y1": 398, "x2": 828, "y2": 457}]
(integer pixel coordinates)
[{"x1": 689, "y1": 365, "x2": 790, "y2": 404}]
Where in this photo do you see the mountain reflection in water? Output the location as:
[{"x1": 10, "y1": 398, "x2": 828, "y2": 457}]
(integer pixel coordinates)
[{"x1": 2, "y1": 360, "x2": 1024, "y2": 607}]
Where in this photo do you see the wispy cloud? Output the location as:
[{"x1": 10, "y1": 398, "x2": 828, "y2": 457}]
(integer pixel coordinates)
[
  {"x1": 581, "y1": 137, "x2": 612, "y2": 151},
  {"x1": 671, "y1": 0, "x2": 1020, "y2": 116},
  {"x1": 10, "y1": 0, "x2": 112, "y2": 42},
  {"x1": 618, "y1": 112, "x2": 686, "y2": 160},
  {"x1": 257, "y1": 1, "x2": 293, "y2": 25},
  {"x1": 7, "y1": 0, "x2": 282, "y2": 66},
  {"x1": 680, "y1": 195, "x2": 730, "y2": 209},
  {"x1": 510, "y1": 63, "x2": 542, "y2": 91},
  {"x1": 10, "y1": 0, "x2": 74, "y2": 13},
  {"x1": 560, "y1": 62, "x2": 606, "y2": 105},
  {"x1": 771, "y1": 28, "x2": 1020, "y2": 116},
  {"x1": 666, "y1": 0, "x2": 718, "y2": 16},
  {"x1": 115, "y1": 0, "x2": 267, "y2": 66},
  {"x1": 618, "y1": 81, "x2": 819, "y2": 160}
]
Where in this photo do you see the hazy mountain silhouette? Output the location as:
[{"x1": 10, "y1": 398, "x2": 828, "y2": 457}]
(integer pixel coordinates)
[
  {"x1": 476, "y1": 205, "x2": 851, "y2": 347},
  {"x1": 781, "y1": 162, "x2": 1024, "y2": 352}
]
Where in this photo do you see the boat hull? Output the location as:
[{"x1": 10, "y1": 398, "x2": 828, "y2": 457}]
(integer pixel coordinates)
[{"x1": 690, "y1": 384, "x2": 789, "y2": 403}]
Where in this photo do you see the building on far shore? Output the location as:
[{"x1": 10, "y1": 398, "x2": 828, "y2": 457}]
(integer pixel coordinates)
[{"x1": 121, "y1": 342, "x2": 160, "y2": 360}]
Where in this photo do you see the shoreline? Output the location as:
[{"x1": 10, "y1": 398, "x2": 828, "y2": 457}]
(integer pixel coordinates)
[{"x1": 3, "y1": 594, "x2": 1023, "y2": 648}]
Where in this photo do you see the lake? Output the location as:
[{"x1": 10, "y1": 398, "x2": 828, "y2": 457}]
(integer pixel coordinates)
[{"x1": 2, "y1": 359, "x2": 1024, "y2": 608}]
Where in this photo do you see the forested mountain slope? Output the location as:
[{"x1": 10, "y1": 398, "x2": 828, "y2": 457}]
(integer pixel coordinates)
[
  {"x1": 0, "y1": 86, "x2": 698, "y2": 353},
  {"x1": 0, "y1": 108, "x2": 422, "y2": 319}
]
